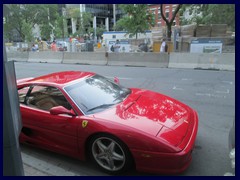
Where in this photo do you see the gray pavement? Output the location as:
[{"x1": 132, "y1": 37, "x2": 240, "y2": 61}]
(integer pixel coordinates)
[
  {"x1": 23, "y1": 164, "x2": 52, "y2": 176},
  {"x1": 22, "y1": 145, "x2": 72, "y2": 176},
  {"x1": 21, "y1": 144, "x2": 111, "y2": 176}
]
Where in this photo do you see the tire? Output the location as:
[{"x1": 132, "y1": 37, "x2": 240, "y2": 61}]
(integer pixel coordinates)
[{"x1": 88, "y1": 134, "x2": 133, "y2": 174}]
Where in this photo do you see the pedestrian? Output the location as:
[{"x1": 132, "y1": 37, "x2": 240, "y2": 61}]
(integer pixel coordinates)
[
  {"x1": 35, "y1": 43, "x2": 39, "y2": 51},
  {"x1": 160, "y1": 38, "x2": 168, "y2": 53},
  {"x1": 176, "y1": 32, "x2": 179, "y2": 51},
  {"x1": 113, "y1": 39, "x2": 121, "y2": 53},
  {"x1": 51, "y1": 41, "x2": 57, "y2": 52},
  {"x1": 32, "y1": 44, "x2": 37, "y2": 51}
]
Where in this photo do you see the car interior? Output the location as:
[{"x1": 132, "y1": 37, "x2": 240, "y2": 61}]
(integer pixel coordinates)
[{"x1": 19, "y1": 86, "x2": 72, "y2": 111}]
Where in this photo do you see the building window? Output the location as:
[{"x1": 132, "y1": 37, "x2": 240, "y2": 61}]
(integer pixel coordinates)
[
  {"x1": 165, "y1": 12, "x2": 169, "y2": 19},
  {"x1": 158, "y1": 11, "x2": 161, "y2": 19}
]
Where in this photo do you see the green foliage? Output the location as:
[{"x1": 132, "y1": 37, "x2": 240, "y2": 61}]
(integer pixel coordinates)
[
  {"x1": 40, "y1": 24, "x2": 53, "y2": 40},
  {"x1": 4, "y1": 4, "x2": 63, "y2": 42},
  {"x1": 96, "y1": 25, "x2": 106, "y2": 37},
  {"x1": 37, "y1": 5, "x2": 64, "y2": 39},
  {"x1": 79, "y1": 12, "x2": 93, "y2": 35},
  {"x1": 67, "y1": 7, "x2": 81, "y2": 19},
  {"x1": 180, "y1": 4, "x2": 235, "y2": 30},
  {"x1": 115, "y1": 4, "x2": 155, "y2": 39},
  {"x1": 21, "y1": 20, "x2": 34, "y2": 42},
  {"x1": 84, "y1": 25, "x2": 105, "y2": 39},
  {"x1": 54, "y1": 16, "x2": 66, "y2": 38},
  {"x1": 69, "y1": 10, "x2": 93, "y2": 37},
  {"x1": 4, "y1": 4, "x2": 26, "y2": 41}
]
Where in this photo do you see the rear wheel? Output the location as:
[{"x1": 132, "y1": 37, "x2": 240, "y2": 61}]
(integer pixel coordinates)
[{"x1": 89, "y1": 134, "x2": 133, "y2": 174}]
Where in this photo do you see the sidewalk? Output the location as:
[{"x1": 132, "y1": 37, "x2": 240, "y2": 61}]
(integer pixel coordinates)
[
  {"x1": 23, "y1": 163, "x2": 52, "y2": 176},
  {"x1": 21, "y1": 146, "x2": 80, "y2": 176},
  {"x1": 20, "y1": 145, "x2": 107, "y2": 176}
]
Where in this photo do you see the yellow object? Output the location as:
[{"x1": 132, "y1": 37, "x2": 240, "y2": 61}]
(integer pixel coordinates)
[
  {"x1": 38, "y1": 41, "x2": 48, "y2": 51},
  {"x1": 153, "y1": 42, "x2": 161, "y2": 52},
  {"x1": 5, "y1": 43, "x2": 13, "y2": 46},
  {"x1": 153, "y1": 41, "x2": 173, "y2": 53},
  {"x1": 82, "y1": 120, "x2": 88, "y2": 128},
  {"x1": 97, "y1": 42, "x2": 101, "y2": 48}
]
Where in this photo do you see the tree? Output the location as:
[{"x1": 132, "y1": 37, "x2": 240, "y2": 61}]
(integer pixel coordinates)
[
  {"x1": 67, "y1": 7, "x2": 93, "y2": 37},
  {"x1": 35, "y1": 4, "x2": 64, "y2": 40},
  {"x1": 78, "y1": 12, "x2": 93, "y2": 37},
  {"x1": 180, "y1": 4, "x2": 235, "y2": 31},
  {"x1": 4, "y1": 4, "x2": 34, "y2": 42},
  {"x1": 4, "y1": 4, "x2": 63, "y2": 42},
  {"x1": 160, "y1": 4, "x2": 182, "y2": 40},
  {"x1": 21, "y1": 20, "x2": 34, "y2": 42},
  {"x1": 115, "y1": 4, "x2": 155, "y2": 39},
  {"x1": 87, "y1": 25, "x2": 106, "y2": 40}
]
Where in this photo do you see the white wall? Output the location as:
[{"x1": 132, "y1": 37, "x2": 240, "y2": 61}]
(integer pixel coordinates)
[{"x1": 102, "y1": 31, "x2": 152, "y2": 46}]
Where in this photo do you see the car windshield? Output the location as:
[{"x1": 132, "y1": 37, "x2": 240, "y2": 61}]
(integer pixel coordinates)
[{"x1": 64, "y1": 75, "x2": 131, "y2": 115}]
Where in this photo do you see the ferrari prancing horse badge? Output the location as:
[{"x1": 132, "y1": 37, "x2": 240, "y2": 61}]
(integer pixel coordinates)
[{"x1": 82, "y1": 120, "x2": 88, "y2": 128}]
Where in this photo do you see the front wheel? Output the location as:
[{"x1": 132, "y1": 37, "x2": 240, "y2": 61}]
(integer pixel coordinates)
[{"x1": 89, "y1": 134, "x2": 133, "y2": 174}]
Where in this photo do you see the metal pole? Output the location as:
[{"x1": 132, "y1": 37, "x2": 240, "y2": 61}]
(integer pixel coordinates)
[{"x1": 113, "y1": 4, "x2": 116, "y2": 30}]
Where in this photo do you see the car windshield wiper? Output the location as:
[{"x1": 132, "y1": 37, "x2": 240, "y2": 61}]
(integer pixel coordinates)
[
  {"x1": 121, "y1": 89, "x2": 131, "y2": 97},
  {"x1": 113, "y1": 89, "x2": 131, "y2": 102},
  {"x1": 87, "y1": 103, "x2": 115, "y2": 112}
]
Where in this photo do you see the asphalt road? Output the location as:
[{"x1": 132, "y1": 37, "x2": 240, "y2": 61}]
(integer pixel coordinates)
[{"x1": 14, "y1": 62, "x2": 235, "y2": 176}]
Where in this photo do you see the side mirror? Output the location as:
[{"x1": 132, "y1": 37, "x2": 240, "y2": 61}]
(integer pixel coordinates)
[
  {"x1": 114, "y1": 77, "x2": 120, "y2": 84},
  {"x1": 50, "y1": 106, "x2": 76, "y2": 116}
]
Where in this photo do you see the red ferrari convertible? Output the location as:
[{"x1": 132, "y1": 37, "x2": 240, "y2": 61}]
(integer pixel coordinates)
[{"x1": 17, "y1": 71, "x2": 198, "y2": 174}]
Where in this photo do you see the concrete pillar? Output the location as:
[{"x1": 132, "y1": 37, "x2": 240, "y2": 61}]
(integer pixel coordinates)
[
  {"x1": 79, "y1": 4, "x2": 85, "y2": 13},
  {"x1": 3, "y1": 61, "x2": 25, "y2": 176},
  {"x1": 71, "y1": 18, "x2": 76, "y2": 34},
  {"x1": 105, "y1": 17, "x2": 109, "y2": 31},
  {"x1": 93, "y1": 16, "x2": 97, "y2": 42}
]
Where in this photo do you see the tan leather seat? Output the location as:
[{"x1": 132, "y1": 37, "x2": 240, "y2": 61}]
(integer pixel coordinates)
[{"x1": 35, "y1": 97, "x2": 58, "y2": 111}]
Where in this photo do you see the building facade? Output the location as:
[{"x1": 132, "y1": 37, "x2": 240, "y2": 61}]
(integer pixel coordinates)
[
  {"x1": 65, "y1": 4, "x2": 180, "y2": 37},
  {"x1": 148, "y1": 4, "x2": 180, "y2": 27},
  {"x1": 65, "y1": 4, "x2": 124, "y2": 36}
]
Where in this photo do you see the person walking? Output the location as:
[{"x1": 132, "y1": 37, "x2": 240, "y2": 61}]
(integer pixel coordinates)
[
  {"x1": 160, "y1": 38, "x2": 168, "y2": 53},
  {"x1": 51, "y1": 41, "x2": 57, "y2": 52}
]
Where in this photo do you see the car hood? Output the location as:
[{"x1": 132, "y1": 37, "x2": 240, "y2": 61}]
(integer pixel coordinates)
[{"x1": 92, "y1": 88, "x2": 194, "y2": 146}]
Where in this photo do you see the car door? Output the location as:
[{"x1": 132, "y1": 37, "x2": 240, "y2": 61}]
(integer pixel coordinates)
[{"x1": 18, "y1": 84, "x2": 80, "y2": 156}]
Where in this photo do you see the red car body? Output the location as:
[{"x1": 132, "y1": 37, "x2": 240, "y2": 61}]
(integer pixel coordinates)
[{"x1": 17, "y1": 71, "x2": 198, "y2": 174}]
